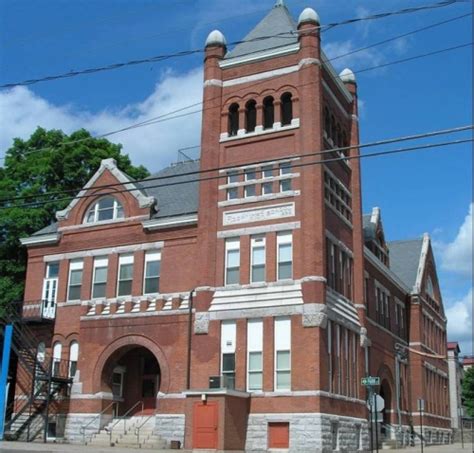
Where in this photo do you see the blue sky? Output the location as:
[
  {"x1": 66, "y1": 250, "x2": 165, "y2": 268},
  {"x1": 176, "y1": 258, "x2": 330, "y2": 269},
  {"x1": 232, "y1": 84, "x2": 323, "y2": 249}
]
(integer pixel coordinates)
[{"x1": 0, "y1": 0, "x2": 472, "y2": 352}]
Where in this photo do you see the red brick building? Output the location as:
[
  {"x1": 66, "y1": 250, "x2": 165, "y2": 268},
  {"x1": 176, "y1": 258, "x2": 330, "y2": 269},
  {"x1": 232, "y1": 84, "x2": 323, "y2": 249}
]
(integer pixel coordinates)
[{"x1": 13, "y1": 2, "x2": 451, "y2": 450}]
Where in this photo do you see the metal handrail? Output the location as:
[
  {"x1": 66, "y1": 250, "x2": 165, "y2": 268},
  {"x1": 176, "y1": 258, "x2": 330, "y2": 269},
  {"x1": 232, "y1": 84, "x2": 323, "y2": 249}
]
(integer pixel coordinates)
[
  {"x1": 135, "y1": 413, "x2": 155, "y2": 446},
  {"x1": 80, "y1": 401, "x2": 117, "y2": 444},
  {"x1": 106, "y1": 400, "x2": 144, "y2": 444}
]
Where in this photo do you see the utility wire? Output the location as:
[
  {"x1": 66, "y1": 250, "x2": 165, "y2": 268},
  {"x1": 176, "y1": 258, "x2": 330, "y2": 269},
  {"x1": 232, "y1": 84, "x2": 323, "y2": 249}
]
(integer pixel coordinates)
[
  {"x1": 0, "y1": 0, "x2": 467, "y2": 89},
  {"x1": 2, "y1": 125, "x2": 471, "y2": 203},
  {"x1": 2, "y1": 137, "x2": 472, "y2": 210},
  {"x1": 1, "y1": 125, "x2": 472, "y2": 207},
  {"x1": 1, "y1": 20, "x2": 471, "y2": 164}
]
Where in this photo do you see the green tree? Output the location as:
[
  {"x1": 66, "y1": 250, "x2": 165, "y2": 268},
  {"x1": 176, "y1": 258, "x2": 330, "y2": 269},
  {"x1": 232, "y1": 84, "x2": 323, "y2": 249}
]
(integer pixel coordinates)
[
  {"x1": 0, "y1": 127, "x2": 149, "y2": 312},
  {"x1": 462, "y1": 366, "x2": 474, "y2": 417}
]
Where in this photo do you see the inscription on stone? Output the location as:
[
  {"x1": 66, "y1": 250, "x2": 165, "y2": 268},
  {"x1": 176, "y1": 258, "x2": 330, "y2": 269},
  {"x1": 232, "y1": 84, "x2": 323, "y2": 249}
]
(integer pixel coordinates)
[{"x1": 223, "y1": 203, "x2": 295, "y2": 226}]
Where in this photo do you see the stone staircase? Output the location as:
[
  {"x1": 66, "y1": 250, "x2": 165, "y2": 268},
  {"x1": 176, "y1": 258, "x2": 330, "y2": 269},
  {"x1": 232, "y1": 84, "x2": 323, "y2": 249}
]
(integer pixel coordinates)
[{"x1": 86, "y1": 416, "x2": 167, "y2": 449}]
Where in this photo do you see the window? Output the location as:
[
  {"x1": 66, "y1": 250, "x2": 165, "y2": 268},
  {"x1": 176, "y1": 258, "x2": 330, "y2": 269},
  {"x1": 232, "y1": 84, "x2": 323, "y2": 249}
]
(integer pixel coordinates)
[
  {"x1": 263, "y1": 96, "x2": 274, "y2": 129},
  {"x1": 247, "y1": 319, "x2": 263, "y2": 391},
  {"x1": 221, "y1": 321, "x2": 236, "y2": 389},
  {"x1": 244, "y1": 169, "x2": 256, "y2": 198},
  {"x1": 324, "y1": 107, "x2": 330, "y2": 135},
  {"x1": 275, "y1": 317, "x2": 291, "y2": 390},
  {"x1": 43, "y1": 262, "x2": 59, "y2": 304},
  {"x1": 324, "y1": 171, "x2": 352, "y2": 223},
  {"x1": 92, "y1": 257, "x2": 108, "y2": 299},
  {"x1": 117, "y1": 254, "x2": 134, "y2": 297},
  {"x1": 226, "y1": 170, "x2": 239, "y2": 200},
  {"x1": 251, "y1": 236, "x2": 266, "y2": 283},
  {"x1": 69, "y1": 341, "x2": 79, "y2": 378},
  {"x1": 67, "y1": 260, "x2": 83, "y2": 301},
  {"x1": 245, "y1": 99, "x2": 257, "y2": 132},
  {"x1": 280, "y1": 92, "x2": 293, "y2": 126},
  {"x1": 225, "y1": 239, "x2": 240, "y2": 285},
  {"x1": 325, "y1": 237, "x2": 353, "y2": 300},
  {"x1": 262, "y1": 166, "x2": 274, "y2": 195},
  {"x1": 52, "y1": 342, "x2": 62, "y2": 377},
  {"x1": 277, "y1": 233, "x2": 292, "y2": 280},
  {"x1": 144, "y1": 251, "x2": 161, "y2": 294},
  {"x1": 85, "y1": 197, "x2": 124, "y2": 223},
  {"x1": 228, "y1": 103, "x2": 239, "y2": 136},
  {"x1": 262, "y1": 182, "x2": 273, "y2": 195},
  {"x1": 279, "y1": 162, "x2": 292, "y2": 192},
  {"x1": 262, "y1": 165, "x2": 273, "y2": 178}
]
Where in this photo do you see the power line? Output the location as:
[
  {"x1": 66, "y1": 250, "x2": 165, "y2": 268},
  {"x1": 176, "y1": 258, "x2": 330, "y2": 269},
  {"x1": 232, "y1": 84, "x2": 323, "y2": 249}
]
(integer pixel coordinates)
[
  {"x1": 1, "y1": 23, "x2": 471, "y2": 164},
  {"x1": 3, "y1": 137, "x2": 472, "y2": 210},
  {"x1": 0, "y1": 0, "x2": 467, "y2": 89},
  {"x1": 1, "y1": 125, "x2": 472, "y2": 207}
]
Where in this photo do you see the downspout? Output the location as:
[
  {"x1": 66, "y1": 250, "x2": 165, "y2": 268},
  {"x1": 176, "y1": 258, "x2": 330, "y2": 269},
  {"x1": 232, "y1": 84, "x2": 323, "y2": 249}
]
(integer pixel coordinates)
[{"x1": 185, "y1": 289, "x2": 195, "y2": 390}]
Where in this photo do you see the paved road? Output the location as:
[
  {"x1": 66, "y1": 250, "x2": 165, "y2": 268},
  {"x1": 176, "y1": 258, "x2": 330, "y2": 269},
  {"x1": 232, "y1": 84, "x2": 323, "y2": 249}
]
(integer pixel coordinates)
[{"x1": 0, "y1": 441, "x2": 472, "y2": 452}]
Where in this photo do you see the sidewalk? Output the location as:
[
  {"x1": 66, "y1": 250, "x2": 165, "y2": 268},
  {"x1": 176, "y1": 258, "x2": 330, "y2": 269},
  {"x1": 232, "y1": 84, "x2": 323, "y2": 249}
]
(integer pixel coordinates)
[{"x1": 388, "y1": 442, "x2": 473, "y2": 452}]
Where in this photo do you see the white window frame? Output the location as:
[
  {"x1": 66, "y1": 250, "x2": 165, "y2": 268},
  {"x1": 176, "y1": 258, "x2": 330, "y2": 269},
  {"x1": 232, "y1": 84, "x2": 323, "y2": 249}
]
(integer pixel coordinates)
[
  {"x1": 117, "y1": 254, "x2": 134, "y2": 297},
  {"x1": 52, "y1": 342, "x2": 62, "y2": 376},
  {"x1": 67, "y1": 259, "x2": 83, "y2": 301},
  {"x1": 69, "y1": 341, "x2": 79, "y2": 378},
  {"x1": 85, "y1": 197, "x2": 124, "y2": 224},
  {"x1": 250, "y1": 236, "x2": 266, "y2": 283},
  {"x1": 143, "y1": 251, "x2": 161, "y2": 295},
  {"x1": 221, "y1": 321, "x2": 236, "y2": 389},
  {"x1": 225, "y1": 239, "x2": 240, "y2": 286},
  {"x1": 247, "y1": 319, "x2": 263, "y2": 392},
  {"x1": 92, "y1": 257, "x2": 108, "y2": 299},
  {"x1": 274, "y1": 317, "x2": 291, "y2": 391},
  {"x1": 279, "y1": 162, "x2": 292, "y2": 192},
  {"x1": 244, "y1": 169, "x2": 257, "y2": 198},
  {"x1": 277, "y1": 232, "x2": 293, "y2": 280}
]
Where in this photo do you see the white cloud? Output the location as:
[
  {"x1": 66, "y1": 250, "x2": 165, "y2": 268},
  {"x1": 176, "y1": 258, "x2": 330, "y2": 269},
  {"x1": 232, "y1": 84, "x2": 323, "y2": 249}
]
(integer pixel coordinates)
[
  {"x1": 446, "y1": 288, "x2": 473, "y2": 355},
  {"x1": 0, "y1": 68, "x2": 204, "y2": 171},
  {"x1": 323, "y1": 40, "x2": 385, "y2": 73},
  {"x1": 441, "y1": 203, "x2": 473, "y2": 276}
]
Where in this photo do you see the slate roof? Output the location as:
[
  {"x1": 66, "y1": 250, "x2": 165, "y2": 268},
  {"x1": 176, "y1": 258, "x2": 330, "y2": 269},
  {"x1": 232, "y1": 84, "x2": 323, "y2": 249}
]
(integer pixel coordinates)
[
  {"x1": 387, "y1": 238, "x2": 424, "y2": 289},
  {"x1": 225, "y1": 2, "x2": 298, "y2": 59},
  {"x1": 362, "y1": 214, "x2": 376, "y2": 241},
  {"x1": 138, "y1": 160, "x2": 199, "y2": 219},
  {"x1": 31, "y1": 160, "x2": 200, "y2": 237}
]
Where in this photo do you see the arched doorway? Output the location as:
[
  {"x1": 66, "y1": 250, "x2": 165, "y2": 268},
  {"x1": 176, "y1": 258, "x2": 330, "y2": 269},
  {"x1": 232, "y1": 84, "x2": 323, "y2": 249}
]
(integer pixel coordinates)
[
  {"x1": 379, "y1": 379, "x2": 393, "y2": 442},
  {"x1": 101, "y1": 346, "x2": 161, "y2": 415}
]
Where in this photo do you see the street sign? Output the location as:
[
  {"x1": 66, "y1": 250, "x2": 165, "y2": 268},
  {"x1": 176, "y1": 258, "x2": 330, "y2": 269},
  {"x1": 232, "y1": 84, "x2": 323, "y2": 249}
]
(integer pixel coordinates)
[
  {"x1": 417, "y1": 398, "x2": 425, "y2": 411},
  {"x1": 361, "y1": 376, "x2": 380, "y2": 386},
  {"x1": 367, "y1": 394, "x2": 385, "y2": 412}
]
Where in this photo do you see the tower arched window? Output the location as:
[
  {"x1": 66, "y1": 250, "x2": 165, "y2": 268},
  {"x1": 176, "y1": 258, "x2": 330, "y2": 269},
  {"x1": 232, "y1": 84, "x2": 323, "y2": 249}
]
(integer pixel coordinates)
[
  {"x1": 85, "y1": 197, "x2": 124, "y2": 223},
  {"x1": 324, "y1": 107, "x2": 330, "y2": 135},
  {"x1": 228, "y1": 103, "x2": 239, "y2": 136},
  {"x1": 330, "y1": 115, "x2": 337, "y2": 143},
  {"x1": 245, "y1": 100, "x2": 257, "y2": 133},
  {"x1": 263, "y1": 96, "x2": 274, "y2": 129},
  {"x1": 280, "y1": 92, "x2": 293, "y2": 126}
]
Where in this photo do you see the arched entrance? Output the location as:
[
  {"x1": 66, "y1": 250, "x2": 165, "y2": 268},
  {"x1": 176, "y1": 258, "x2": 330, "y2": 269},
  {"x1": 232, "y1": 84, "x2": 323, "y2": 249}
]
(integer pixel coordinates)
[
  {"x1": 379, "y1": 379, "x2": 392, "y2": 426},
  {"x1": 101, "y1": 346, "x2": 161, "y2": 415}
]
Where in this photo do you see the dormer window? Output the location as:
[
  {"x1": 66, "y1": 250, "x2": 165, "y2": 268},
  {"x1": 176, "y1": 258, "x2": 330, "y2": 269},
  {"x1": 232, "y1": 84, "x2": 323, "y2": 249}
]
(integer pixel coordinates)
[{"x1": 85, "y1": 197, "x2": 124, "y2": 223}]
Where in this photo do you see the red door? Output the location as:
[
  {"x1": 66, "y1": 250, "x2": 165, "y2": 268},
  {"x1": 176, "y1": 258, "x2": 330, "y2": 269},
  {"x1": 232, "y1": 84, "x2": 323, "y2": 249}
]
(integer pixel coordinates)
[
  {"x1": 268, "y1": 422, "x2": 290, "y2": 448},
  {"x1": 193, "y1": 402, "x2": 218, "y2": 449}
]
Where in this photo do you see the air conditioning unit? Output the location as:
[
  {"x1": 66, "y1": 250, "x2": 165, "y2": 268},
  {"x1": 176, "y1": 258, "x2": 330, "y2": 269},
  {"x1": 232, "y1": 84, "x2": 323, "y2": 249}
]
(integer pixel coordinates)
[{"x1": 209, "y1": 376, "x2": 221, "y2": 389}]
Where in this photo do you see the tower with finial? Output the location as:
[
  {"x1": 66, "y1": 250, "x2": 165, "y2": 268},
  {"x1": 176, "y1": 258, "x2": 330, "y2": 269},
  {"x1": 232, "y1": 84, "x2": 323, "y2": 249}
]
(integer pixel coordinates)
[{"x1": 193, "y1": 2, "x2": 365, "y2": 451}]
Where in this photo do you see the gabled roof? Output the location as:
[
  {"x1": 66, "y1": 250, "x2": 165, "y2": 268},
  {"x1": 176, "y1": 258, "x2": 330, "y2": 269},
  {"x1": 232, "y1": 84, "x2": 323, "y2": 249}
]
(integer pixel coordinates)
[
  {"x1": 225, "y1": 2, "x2": 298, "y2": 59},
  {"x1": 387, "y1": 238, "x2": 424, "y2": 291},
  {"x1": 55, "y1": 158, "x2": 155, "y2": 221}
]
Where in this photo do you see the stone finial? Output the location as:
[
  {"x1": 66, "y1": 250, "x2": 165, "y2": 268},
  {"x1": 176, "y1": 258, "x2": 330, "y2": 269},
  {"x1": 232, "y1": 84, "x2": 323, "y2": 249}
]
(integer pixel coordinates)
[
  {"x1": 339, "y1": 68, "x2": 356, "y2": 84},
  {"x1": 298, "y1": 7, "x2": 320, "y2": 26},
  {"x1": 205, "y1": 29, "x2": 227, "y2": 48}
]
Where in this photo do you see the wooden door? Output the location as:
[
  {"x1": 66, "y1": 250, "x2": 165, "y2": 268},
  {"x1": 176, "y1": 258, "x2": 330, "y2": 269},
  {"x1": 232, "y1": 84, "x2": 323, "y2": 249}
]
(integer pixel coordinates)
[{"x1": 193, "y1": 402, "x2": 218, "y2": 449}]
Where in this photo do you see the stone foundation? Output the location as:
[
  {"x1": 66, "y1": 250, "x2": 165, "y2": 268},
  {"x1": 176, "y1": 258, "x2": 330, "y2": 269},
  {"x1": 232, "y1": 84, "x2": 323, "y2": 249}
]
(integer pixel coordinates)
[
  {"x1": 154, "y1": 414, "x2": 185, "y2": 446},
  {"x1": 245, "y1": 412, "x2": 369, "y2": 452},
  {"x1": 412, "y1": 426, "x2": 453, "y2": 445},
  {"x1": 64, "y1": 413, "x2": 113, "y2": 443}
]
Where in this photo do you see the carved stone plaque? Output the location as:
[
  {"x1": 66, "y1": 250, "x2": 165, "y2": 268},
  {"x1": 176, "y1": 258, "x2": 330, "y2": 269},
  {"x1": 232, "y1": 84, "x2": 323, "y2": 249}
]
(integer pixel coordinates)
[{"x1": 223, "y1": 203, "x2": 295, "y2": 226}]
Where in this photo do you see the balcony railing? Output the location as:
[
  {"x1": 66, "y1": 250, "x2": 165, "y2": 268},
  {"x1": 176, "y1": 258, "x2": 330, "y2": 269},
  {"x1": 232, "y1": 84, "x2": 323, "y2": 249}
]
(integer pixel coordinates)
[{"x1": 21, "y1": 299, "x2": 56, "y2": 322}]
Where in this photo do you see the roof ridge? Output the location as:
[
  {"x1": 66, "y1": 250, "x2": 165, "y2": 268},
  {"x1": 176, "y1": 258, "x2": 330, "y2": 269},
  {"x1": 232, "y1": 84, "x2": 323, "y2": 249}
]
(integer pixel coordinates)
[{"x1": 388, "y1": 237, "x2": 424, "y2": 244}]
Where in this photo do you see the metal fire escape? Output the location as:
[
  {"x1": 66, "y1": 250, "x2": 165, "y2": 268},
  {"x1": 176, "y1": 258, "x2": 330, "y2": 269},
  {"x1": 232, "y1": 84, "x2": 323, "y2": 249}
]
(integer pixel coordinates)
[{"x1": 0, "y1": 300, "x2": 72, "y2": 442}]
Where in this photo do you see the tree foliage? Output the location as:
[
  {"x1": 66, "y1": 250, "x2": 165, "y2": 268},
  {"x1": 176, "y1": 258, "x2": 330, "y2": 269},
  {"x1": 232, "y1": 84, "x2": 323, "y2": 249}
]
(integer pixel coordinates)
[
  {"x1": 462, "y1": 366, "x2": 474, "y2": 417},
  {"x1": 0, "y1": 127, "x2": 149, "y2": 311}
]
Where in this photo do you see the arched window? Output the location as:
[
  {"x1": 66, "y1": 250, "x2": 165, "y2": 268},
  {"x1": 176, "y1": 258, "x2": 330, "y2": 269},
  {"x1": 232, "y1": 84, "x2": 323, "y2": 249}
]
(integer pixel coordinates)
[
  {"x1": 245, "y1": 100, "x2": 257, "y2": 133},
  {"x1": 330, "y1": 115, "x2": 337, "y2": 143},
  {"x1": 342, "y1": 131, "x2": 349, "y2": 156},
  {"x1": 228, "y1": 103, "x2": 239, "y2": 136},
  {"x1": 53, "y1": 342, "x2": 62, "y2": 376},
  {"x1": 85, "y1": 197, "x2": 124, "y2": 223},
  {"x1": 324, "y1": 107, "x2": 330, "y2": 135},
  {"x1": 280, "y1": 92, "x2": 293, "y2": 126},
  {"x1": 69, "y1": 341, "x2": 79, "y2": 378},
  {"x1": 336, "y1": 124, "x2": 342, "y2": 148},
  {"x1": 263, "y1": 96, "x2": 274, "y2": 129},
  {"x1": 426, "y1": 277, "x2": 436, "y2": 300}
]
